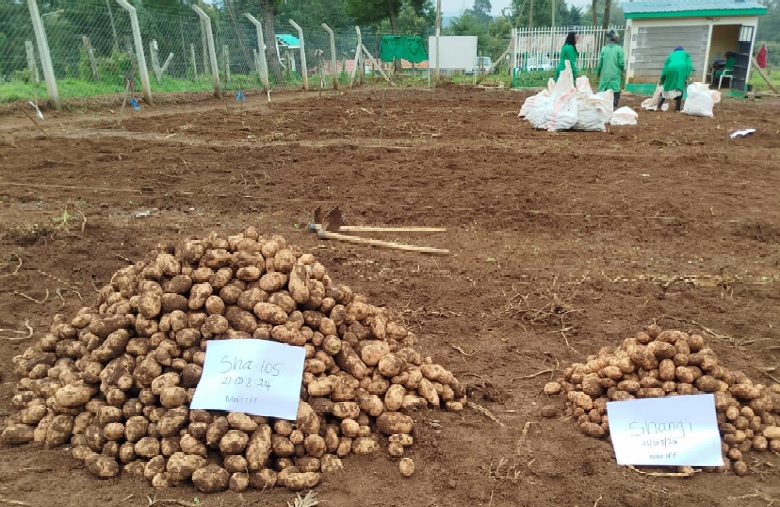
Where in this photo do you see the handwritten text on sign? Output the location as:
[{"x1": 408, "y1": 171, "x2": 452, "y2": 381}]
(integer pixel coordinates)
[
  {"x1": 607, "y1": 394, "x2": 724, "y2": 466},
  {"x1": 190, "y1": 339, "x2": 306, "y2": 420}
]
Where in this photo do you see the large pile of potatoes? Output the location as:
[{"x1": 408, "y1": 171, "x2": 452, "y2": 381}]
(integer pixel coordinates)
[
  {"x1": 1, "y1": 228, "x2": 465, "y2": 492},
  {"x1": 544, "y1": 325, "x2": 780, "y2": 475}
]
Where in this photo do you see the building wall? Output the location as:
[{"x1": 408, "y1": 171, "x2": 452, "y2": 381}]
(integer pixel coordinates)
[
  {"x1": 630, "y1": 25, "x2": 708, "y2": 84},
  {"x1": 624, "y1": 16, "x2": 759, "y2": 85}
]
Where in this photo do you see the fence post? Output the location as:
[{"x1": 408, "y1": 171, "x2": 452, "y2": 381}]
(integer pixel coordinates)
[
  {"x1": 150, "y1": 40, "x2": 162, "y2": 81},
  {"x1": 289, "y1": 19, "x2": 308, "y2": 91},
  {"x1": 82, "y1": 36, "x2": 99, "y2": 80},
  {"x1": 350, "y1": 26, "x2": 362, "y2": 87},
  {"x1": 190, "y1": 43, "x2": 198, "y2": 78},
  {"x1": 26, "y1": 0, "x2": 61, "y2": 111},
  {"x1": 192, "y1": 4, "x2": 221, "y2": 98},
  {"x1": 25, "y1": 41, "x2": 40, "y2": 84},
  {"x1": 116, "y1": 0, "x2": 153, "y2": 106},
  {"x1": 223, "y1": 45, "x2": 231, "y2": 84},
  {"x1": 243, "y1": 13, "x2": 270, "y2": 90},
  {"x1": 321, "y1": 23, "x2": 338, "y2": 90}
]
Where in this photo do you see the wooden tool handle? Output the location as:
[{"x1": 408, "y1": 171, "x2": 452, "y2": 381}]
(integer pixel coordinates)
[
  {"x1": 317, "y1": 230, "x2": 450, "y2": 255},
  {"x1": 309, "y1": 223, "x2": 446, "y2": 233}
]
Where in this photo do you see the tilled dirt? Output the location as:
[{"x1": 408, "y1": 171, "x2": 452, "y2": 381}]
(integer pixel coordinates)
[{"x1": 1, "y1": 87, "x2": 779, "y2": 507}]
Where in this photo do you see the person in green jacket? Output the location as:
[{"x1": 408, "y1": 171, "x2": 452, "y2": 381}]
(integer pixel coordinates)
[
  {"x1": 554, "y1": 31, "x2": 579, "y2": 81},
  {"x1": 657, "y1": 46, "x2": 693, "y2": 112},
  {"x1": 596, "y1": 29, "x2": 625, "y2": 109}
]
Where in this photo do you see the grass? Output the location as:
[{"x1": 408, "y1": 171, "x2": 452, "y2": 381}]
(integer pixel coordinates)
[
  {"x1": 0, "y1": 73, "x2": 274, "y2": 104},
  {"x1": 749, "y1": 67, "x2": 779, "y2": 92}
]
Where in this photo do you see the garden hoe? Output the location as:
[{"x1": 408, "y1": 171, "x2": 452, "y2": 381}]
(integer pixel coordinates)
[{"x1": 310, "y1": 206, "x2": 449, "y2": 255}]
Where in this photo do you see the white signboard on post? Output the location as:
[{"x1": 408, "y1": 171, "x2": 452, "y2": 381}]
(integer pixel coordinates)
[
  {"x1": 428, "y1": 35, "x2": 477, "y2": 70},
  {"x1": 190, "y1": 339, "x2": 306, "y2": 420},
  {"x1": 607, "y1": 394, "x2": 724, "y2": 466}
]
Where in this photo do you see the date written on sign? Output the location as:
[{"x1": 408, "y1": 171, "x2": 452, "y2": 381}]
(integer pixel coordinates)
[
  {"x1": 190, "y1": 340, "x2": 306, "y2": 420},
  {"x1": 218, "y1": 355, "x2": 281, "y2": 391}
]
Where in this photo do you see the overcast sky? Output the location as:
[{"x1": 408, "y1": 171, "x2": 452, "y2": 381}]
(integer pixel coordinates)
[{"x1": 442, "y1": 0, "x2": 591, "y2": 15}]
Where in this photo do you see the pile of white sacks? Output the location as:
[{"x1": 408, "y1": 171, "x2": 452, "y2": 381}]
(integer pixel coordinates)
[
  {"x1": 641, "y1": 83, "x2": 722, "y2": 117},
  {"x1": 519, "y1": 63, "x2": 637, "y2": 132}
]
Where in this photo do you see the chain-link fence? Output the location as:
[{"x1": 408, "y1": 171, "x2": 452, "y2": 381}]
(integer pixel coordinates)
[{"x1": 1, "y1": 0, "x2": 515, "y2": 112}]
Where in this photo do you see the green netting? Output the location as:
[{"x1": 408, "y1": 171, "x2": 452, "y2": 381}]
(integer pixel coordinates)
[{"x1": 379, "y1": 36, "x2": 427, "y2": 63}]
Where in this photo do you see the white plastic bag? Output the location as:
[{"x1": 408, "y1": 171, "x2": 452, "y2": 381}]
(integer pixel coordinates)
[
  {"x1": 683, "y1": 82, "x2": 722, "y2": 117},
  {"x1": 575, "y1": 76, "x2": 594, "y2": 97},
  {"x1": 609, "y1": 106, "x2": 639, "y2": 126},
  {"x1": 543, "y1": 63, "x2": 579, "y2": 131},
  {"x1": 526, "y1": 95, "x2": 553, "y2": 129},
  {"x1": 641, "y1": 85, "x2": 665, "y2": 111},
  {"x1": 574, "y1": 90, "x2": 613, "y2": 131},
  {"x1": 519, "y1": 79, "x2": 555, "y2": 117}
]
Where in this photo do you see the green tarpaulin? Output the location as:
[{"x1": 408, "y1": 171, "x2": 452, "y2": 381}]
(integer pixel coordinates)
[{"x1": 379, "y1": 36, "x2": 428, "y2": 64}]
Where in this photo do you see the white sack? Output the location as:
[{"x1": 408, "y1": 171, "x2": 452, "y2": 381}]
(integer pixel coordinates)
[
  {"x1": 641, "y1": 85, "x2": 665, "y2": 111},
  {"x1": 683, "y1": 82, "x2": 722, "y2": 117},
  {"x1": 574, "y1": 90, "x2": 613, "y2": 132},
  {"x1": 609, "y1": 106, "x2": 639, "y2": 126}
]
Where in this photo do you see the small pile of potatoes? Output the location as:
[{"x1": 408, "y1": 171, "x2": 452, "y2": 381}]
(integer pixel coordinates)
[
  {"x1": 1, "y1": 228, "x2": 465, "y2": 492},
  {"x1": 544, "y1": 325, "x2": 780, "y2": 475}
]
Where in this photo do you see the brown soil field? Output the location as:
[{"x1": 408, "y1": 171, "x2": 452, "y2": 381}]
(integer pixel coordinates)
[{"x1": 1, "y1": 87, "x2": 779, "y2": 507}]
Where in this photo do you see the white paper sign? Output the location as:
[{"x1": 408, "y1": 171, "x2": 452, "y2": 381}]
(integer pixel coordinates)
[
  {"x1": 607, "y1": 394, "x2": 723, "y2": 466},
  {"x1": 190, "y1": 339, "x2": 306, "y2": 420}
]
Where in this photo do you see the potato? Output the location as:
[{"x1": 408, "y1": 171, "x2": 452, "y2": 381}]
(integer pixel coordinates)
[
  {"x1": 245, "y1": 425, "x2": 273, "y2": 471},
  {"x1": 86, "y1": 454, "x2": 120, "y2": 478},
  {"x1": 258, "y1": 272, "x2": 288, "y2": 293},
  {"x1": 219, "y1": 430, "x2": 250, "y2": 455},
  {"x1": 135, "y1": 437, "x2": 161, "y2": 458},
  {"x1": 304, "y1": 434, "x2": 327, "y2": 458},
  {"x1": 253, "y1": 302, "x2": 288, "y2": 326},
  {"x1": 1, "y1": 424, "x2": 35, "y2": 445},
  {"x1": 166, "y1": 452, "x2": 206, "y2": 482},
  {"x1": 159, "y1": 386, "x2": 187, "y2": 408},
  {"x1": 331, "y1": 402, "x2": 360, "y2": 420},
  {"x1": 192, "y1": 464, "x2": 230, "y2": 493},
  {"x1": 377, "y1": 353, "x2": 406, "y2": 378},
  {"x1": 54, "y1": 383, "x2": 97, "y2": 408},
  {"x1": 399, "y1": 457, "x2": 415, "y2": 477},
  {"x1": 376, "y1": 412, "x2": 414, "y2": 435},
  {"x1": 180, "y1": 434, "x2": 207, "y2": 457},
  {"x1": 358, "y1": 340, "x2": 390, "y2": 367},
  {"x1": 357, "y1": 393, "x2": 385, "y2": 417},
  {"x1": 278, "y1": 470, "x2": 321, "y2": 491}
]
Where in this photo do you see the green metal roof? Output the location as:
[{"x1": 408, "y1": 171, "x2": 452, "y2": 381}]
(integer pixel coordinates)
[{"x1": 622, "y1": 0, "x2": 767, "y2": 19}]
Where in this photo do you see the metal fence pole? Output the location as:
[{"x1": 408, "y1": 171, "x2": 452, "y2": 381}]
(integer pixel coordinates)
[
  {"x1": 192, "y1": 4, "x2": 221, "y2": 97},
  {"x1": 26, "y1": 0, "x2": 61, "y2": 111},
  {"x1": 243, "y1": 13, "x2": 269, "y2": 90},
  {"x1": 116, "y1": 0, "x2": 153, "y2": 105},
  {"x1": 289, "y1": 19, "x2": 308, "y2": 91},
  {"x1": 321, "y1": 23, "x2": 338, "y2": 89}
]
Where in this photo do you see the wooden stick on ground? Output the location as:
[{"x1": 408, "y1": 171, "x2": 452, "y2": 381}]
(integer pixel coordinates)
[
  {"x1": 751, "y1": 57, "x2": 778, "y2": 94},
  {"x1": 308, "y1": 223, "x2": 446, "y2": 233},
  {"x1": 316, "y1": 229, "x2": 449, "y2": 255}
]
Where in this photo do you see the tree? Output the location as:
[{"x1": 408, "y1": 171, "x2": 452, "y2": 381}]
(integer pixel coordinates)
[
  {"x1": 466, "y1": 0, "x2": 492, "y2": 24},
  {"x1": 345, "y1": 0, "x2": 428, "y2": 34},
  {"x1": 260, "y1": 0, "x2": 284, "y2": 85},
  {"x1": 602, "y1": 0, "x2": 611, "y2": 28},
  {"x1": 376, "y1": 2, "x2": 434, "y2": 35}
]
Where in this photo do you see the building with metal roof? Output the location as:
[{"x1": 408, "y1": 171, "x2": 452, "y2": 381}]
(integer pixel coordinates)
[{"x1": 621, "y1": 0, "x2": 767, "y2": 93}]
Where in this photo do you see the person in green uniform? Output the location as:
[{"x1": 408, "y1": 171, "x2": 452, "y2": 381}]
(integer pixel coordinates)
[
  {"x1": 657, "y1": 46, "x2": 693, "y2": 112},
  {"x1": 554, "y1": 31, "x2": 579, "y2": 81},
  {"x1": 596, "y1": 29, "x2": 625, "y2": 109}
]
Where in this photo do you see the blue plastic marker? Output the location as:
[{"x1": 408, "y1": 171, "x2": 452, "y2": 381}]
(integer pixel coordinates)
[
  {"x1": 130, "y1": 98, "x2": 139, "y2": 111},
  {"x1": 236, "y1": 91, "x2": 246, "y2": 101}
]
